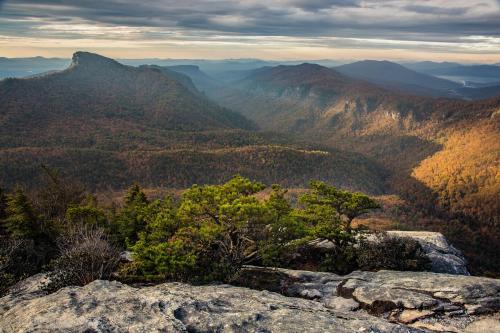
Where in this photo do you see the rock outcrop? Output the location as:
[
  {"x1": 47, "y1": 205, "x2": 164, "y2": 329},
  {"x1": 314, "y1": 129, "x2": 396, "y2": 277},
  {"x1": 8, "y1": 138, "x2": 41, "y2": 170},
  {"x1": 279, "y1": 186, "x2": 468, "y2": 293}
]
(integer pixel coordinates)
[
  {"x1": 386, "y1": 231, "x2": 469, "y2": 275},
  {"x1": 1, "y1": 274, "x2": 424, "y2": 333},
  {"x1": 235, "y1": 267, "x2": 500, "y2": 332},
  {"x1": 2, "y1": 268, "x2": 499, "y2": 332},
  {"x1": 311, "y1": 231, "x2": 469, "y2": 276}
]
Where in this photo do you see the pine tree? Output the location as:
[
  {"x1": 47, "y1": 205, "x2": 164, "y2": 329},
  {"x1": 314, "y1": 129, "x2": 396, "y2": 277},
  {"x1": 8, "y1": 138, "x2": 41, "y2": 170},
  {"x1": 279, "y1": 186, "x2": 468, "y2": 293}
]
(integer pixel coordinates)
[
  {"x1": 124, "y1": 184, "x2": 148, "y2": 206},
  {"x1": 114, "y1": 184, "x2": 149, "y2": 246},
  {"x1": 4, "y1": 188, "x2": 39, "y2": 239}
]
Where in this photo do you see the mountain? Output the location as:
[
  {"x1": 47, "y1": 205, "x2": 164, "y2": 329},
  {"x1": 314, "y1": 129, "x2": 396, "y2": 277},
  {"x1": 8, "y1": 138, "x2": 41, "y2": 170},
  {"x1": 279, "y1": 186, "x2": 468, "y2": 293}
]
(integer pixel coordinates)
[
  {"x1": 210, "y1": 63, "x2": 432, "y2": 132},
  {"x1": 429, "y1": 64, "x2": 500, "y2": 78},
  {"x1": 0, "y1": 52, "x2": 387, "y2": 194},
  {"x1": 335, "y1": 60, "x2": 461, "y2": 97},
  {"x1": 211, "y1": 64, "x2": 498, "y2": 168},
  {"x1": 211, "y1": 62, "x2": 498, "y2": 191},
  {"x1": 405, "y1": 62, "x2": 500, "y2": 86},
  {"x1": 211, "y1": 62, "x2": 497, "y2": 139},
  {"x1": 0, "y1": 56, "x2": 69, "y2": 79},
  {"x1": 0, "y1": 51, "x2": 253, "y2": 132},
  {"x1": 403, "y1": 61, "x2": 462, "y2": 72},
  {"x1": 334, "y1": 60, "x2": 500, "y2": 100},
  {"x1": 209, "y1": 63, "x2": 500, "y2": 274}
]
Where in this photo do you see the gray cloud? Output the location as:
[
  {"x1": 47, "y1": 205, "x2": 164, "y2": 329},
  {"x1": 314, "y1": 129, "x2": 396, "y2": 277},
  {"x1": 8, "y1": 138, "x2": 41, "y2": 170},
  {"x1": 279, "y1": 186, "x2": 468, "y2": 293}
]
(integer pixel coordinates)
[
  {"x1": 1, "y1": 0, "x2": 499, "y2": 58},
  {"x1": 404, "y1": 5, "x2": 469, "y2": 16},
  {"x1": 288, "y1": 0, "x2": 361, "y2": 11}
]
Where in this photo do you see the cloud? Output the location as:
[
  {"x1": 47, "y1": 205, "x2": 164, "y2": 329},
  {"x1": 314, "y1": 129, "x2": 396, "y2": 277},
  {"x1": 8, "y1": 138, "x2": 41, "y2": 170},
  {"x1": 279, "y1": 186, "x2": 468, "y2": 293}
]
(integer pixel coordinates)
[
  {"x1": 404, "y1": 5, "x2": 469, "y2": 16},
  {"x1": 287, "y1": 0, "x2": 361, "y2": 11},
  {"x1": 0, "y1": 0, "x2": 499, "y2": 60}
]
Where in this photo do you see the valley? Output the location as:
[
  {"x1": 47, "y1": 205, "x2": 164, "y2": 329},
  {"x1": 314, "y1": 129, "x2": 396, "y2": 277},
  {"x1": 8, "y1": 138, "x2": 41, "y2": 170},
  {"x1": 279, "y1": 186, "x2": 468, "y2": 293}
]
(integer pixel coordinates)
[
  {"x1": 1, "y1": 52, "x2": 499, "y2": 277},
  {"x1": 1, "y1": 1, "x2": 499, "y2": 331}
]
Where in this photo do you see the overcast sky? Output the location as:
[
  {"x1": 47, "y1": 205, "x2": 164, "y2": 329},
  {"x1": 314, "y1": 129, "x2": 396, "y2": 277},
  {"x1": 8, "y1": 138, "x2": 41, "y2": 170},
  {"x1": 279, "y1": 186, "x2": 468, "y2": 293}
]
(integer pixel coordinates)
[{"x1": 1, "y1": 0, "x2": 499, "y2": 62}]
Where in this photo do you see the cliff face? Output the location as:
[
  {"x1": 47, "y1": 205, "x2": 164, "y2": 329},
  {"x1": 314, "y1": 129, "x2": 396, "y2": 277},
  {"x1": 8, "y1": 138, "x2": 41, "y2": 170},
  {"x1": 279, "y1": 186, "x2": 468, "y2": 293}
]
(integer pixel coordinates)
[{"x1": 1, "y1": 268, "x2": 499, "y2": 333}]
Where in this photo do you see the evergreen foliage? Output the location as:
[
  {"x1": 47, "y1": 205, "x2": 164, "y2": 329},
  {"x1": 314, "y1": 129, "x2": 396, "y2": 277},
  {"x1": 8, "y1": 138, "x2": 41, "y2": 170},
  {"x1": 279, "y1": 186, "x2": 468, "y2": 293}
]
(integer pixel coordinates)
[{"x1": 4, "y1": 188, "x2": 40, "y2": 239}]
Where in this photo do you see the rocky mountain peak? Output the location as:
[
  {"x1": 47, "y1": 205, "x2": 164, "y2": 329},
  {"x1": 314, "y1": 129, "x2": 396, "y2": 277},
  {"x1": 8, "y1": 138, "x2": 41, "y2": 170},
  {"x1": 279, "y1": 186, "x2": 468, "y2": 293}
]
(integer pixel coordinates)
[{"x1": 70, "y1": 51, "x2": 123, "y2": 69}]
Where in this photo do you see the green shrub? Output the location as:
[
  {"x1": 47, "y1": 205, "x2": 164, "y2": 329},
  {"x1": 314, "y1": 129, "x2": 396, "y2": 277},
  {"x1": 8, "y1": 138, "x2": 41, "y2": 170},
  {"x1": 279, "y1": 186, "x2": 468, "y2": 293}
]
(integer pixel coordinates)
[
  {"x1": 2, "y1": 174, "x2": 388, "y2": 290},
  {"x1": 356, "y1": 233, "x2": 431, "y2": 271}
]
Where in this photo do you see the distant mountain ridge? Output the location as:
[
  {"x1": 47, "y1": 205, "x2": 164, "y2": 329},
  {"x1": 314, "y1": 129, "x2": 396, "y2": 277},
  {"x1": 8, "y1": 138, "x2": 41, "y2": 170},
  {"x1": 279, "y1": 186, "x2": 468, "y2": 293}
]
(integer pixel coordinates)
[
  {"x1": 210, "y1": 61, "x2": 498, "y2": 147},
  {"x1": 404, "y1": 61, "x2": 500, "y2": 87},
  {"x1": 335, "y1": 60, "x2": 461, "y2": 97},
  {"x1": 0, "y1": 56, "x2": 69, "y2": 79},
  {"x1": 403, "y1": 61, "x2": 462, "y2": 72},
  {"x1": 427, "y1": 64, "x2": 500, "y2": 78},
  {"x1": 164, "y1": 65, "x2": 220, "y2": 93}
]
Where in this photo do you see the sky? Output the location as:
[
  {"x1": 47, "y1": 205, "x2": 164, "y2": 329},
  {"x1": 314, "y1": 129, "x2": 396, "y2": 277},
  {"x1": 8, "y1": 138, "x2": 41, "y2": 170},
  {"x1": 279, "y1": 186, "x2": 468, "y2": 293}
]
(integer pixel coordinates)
[{"x1": 1, "y1": 0, "x2": 500, "y2": 62}]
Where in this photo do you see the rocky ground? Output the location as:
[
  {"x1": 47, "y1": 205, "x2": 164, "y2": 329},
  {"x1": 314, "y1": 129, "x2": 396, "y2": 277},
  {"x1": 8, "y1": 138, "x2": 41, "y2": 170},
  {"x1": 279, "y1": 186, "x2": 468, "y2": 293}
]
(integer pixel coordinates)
[
  {"x1": 1, "y1": 268, "x2": 498, "y2": 333},
  {"x1": 0, "y1": 232, "x2": 497, "y2": 332},
  {"x1": 234, "y1": 267, "x2": 500, "y2": 332}
]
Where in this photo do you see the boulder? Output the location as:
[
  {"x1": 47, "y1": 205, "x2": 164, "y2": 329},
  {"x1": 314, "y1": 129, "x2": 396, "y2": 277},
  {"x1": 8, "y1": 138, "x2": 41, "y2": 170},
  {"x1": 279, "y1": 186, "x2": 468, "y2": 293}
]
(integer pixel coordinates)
[
  {"x1": 386, "y1": 231, "x2": 469, "y2": 275},
  {"x1": 311, "y1": 231, "x2": 469, "y2": 275}
]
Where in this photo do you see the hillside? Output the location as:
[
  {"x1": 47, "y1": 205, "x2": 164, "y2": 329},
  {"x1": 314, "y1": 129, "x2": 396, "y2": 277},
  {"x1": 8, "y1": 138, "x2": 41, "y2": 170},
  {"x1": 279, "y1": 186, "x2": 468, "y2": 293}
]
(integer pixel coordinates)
[
  {"x1": 210, "y1": 63, "x2": 400, "y2": 131},
  {"x1": 0, "y1": 52, "x2": 253, "y2": 132},
  {"x1": 0, "y1": 145, "x2": 386, "y2": 193},
  {"x1": 335, "y1": 60, "x2": 460, "y2": 97},
  {"x1": 210, "y1": 63, "x2": 499, "y2": 213},
  {"x1": 0, "y1": 52, "x2": 387, "y2": 194},
  {"x1": 138, "y1": 64, "x2": 199, "y2": 94},
  {"x1": 456, "y1": 84, "x2": 500, "y2": 100},
  {"x1": 209, "y1": 63, "x2": 500, "y2": 275}
]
